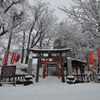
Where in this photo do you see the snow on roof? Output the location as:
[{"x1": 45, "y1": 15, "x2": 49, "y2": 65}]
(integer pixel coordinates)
[
  {"x1": 30, "y1": 48, "x2": 70, "y2": 53},
  {"x1": 72, "y1": 58, "x2": 86, "y2": 63}
]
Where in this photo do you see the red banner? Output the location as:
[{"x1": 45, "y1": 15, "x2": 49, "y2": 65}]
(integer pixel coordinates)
[
  {"x1": 97, "y1": 48, "x2": 100, "y2": 68},
  {"x1": 87, "y1": 53, "x2": 90, "y2": 70},
  {"x1": 1, "y1": 50, "x2": 9, "y2": 70},
  {"x1": 16, "y1": 54, "x2": 20, "y2": 62},
  {"x1": 89, "y1": 51, "x2": 94, "y2": 65},
  {"x1": 87, "y1": 51, "x2": 94, "y2": 70},
  {"x1": 10, "y1": 52, "x2": 16, "y2": 64}
]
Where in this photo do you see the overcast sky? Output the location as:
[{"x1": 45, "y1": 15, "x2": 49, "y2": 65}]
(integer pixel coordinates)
[{"x1": 28, "y1": 0, "x2": 73, "y2": 20}]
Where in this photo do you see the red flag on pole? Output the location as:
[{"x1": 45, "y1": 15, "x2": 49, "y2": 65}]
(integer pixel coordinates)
[
  {"x1": 10, "y1": 52, "x2": 16, "y2": 64},
  {"x1": 87, "y1": 51, "x2": 94, "y2": 70},
  {"x1": 16, "y1": 54, "x2": 20, "y2": 62},
  {"x1": 97, "y1": 48, "x2": 100, "y2": 68},
  {"x1": 87, "y1": 53, "x2": 90, "y2": 70},
  {"x1": 1, "y1": 50, "x2": 9, "y2": 70},
  {"x1": 89, "y1": 51, "x2": 94, "y2": 65}
]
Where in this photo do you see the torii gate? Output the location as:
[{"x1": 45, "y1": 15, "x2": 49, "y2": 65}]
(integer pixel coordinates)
[
  {"x1": 41, "y1": 58, "x2": 60, "y2": 79},
  {"x1": 30, "y1": 48, "x2": 71, "y2": 82}
]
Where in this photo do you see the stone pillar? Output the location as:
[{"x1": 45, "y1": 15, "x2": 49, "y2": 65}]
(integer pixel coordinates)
[
  {"x1": 93, "y1": 71, "x2": 98, "y2": 83},
  {"x1": 27, "y1": 58, "x2": 32, "y2": 75},
  {"x1": 67, "y1": 57, "x2": 72, "y2": 76},
  {"x1": 35, "y1": 57, "x2": 40, "y2": 82},
  {"x1": 60, "y1": 53, "x2": 65, "y2": 82}
]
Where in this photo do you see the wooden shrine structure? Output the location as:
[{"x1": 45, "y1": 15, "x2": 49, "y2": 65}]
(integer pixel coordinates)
[
  {"x1": 63, "y1": 59, "x2": 86, "y2": 82},
  {"x1": 30, "y1": 48, "x2": 71, "y2": 82}
]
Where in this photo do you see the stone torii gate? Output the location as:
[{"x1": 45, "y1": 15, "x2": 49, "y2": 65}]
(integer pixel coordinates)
[{"x1": 30, "y1": 48, "x2": 70, "y2": 82}]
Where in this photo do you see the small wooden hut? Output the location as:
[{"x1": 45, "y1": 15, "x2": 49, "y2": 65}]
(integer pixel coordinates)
[{"x1": 63, "y1": 59, "x2": 86, "y2": 82}]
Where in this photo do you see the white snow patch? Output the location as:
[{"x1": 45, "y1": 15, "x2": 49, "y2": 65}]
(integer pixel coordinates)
[{"x1": 0, "y1": 77, "x2": 100, "y2": 100}]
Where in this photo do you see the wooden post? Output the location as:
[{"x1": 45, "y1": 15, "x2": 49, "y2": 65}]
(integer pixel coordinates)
[
  {"x1": 60, "y1": 53, "x2": 65, "y2": 82},
  {"x1": 76, "y1": 67, "x2": 79, "y2": 80},
  {"x1": 47, "y1": 64, "x2": 48, "y2": 76},
  {"x1": 57, "y1": 58, "x2": 60, "y2": 78},
  {"x1": 66, "y1": 67, "x2": 68, "y2": 79},
  {"x1": 80, "y1": 66, "x2": 83, "y2": 82},
  {"x1": 27, "y1": 58, "x2": 32, "y2": 75},
  {"x1": 35, "y1": 56, "x2": 40, "y2": 82}
]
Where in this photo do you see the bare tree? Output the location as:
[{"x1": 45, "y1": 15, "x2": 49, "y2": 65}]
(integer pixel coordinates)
[
  {"x1": 25, "y1": 0, "x2": 56, "y2": 64},
  {"x1": 0, "y1": 0, "x2": 24, "y2": 36},
  {"x1": 59, "y1": 0, "x2": 100, "y2": 38}
]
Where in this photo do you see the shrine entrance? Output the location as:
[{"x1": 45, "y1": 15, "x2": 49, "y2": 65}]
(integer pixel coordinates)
[
  {"x1": 30, "y1": 48, "x2": 70, "y2": 82},
  {"x1": 41, "y1": 58, "x2": 60, "y2": 78}
]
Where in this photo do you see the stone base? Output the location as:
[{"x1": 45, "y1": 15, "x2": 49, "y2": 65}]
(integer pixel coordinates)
[
  {"x1": 24, "y1": 81, "x2": 33, "y2": 86},
  {"x1": 66, "y1": 76, "x2": 75, "y2": 84}
]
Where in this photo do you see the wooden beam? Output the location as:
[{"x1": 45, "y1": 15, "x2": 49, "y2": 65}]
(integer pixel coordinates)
[{"x1": 32, "y1": 56, "x2": 67, "y2": 59}]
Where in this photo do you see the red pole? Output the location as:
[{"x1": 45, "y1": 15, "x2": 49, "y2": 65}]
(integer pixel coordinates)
[
  {"x1": 43, "y1": 58, "x2": 46, "y2": 78},
  {"x1": 16, "y1": 54, "x2": 20, "y2": 62},
  {"x1": 97, "y1": 48, "x2": 100, "y2": 69},
  {"x1": 57, "y1": 58, "x2": 60, "y2": 78},
  {"x1": 10, "y1": 52, "x2": 16, "y2": 64},
  {"x1": 1, "y1": 50, "x2": 9, "y2": 70}
]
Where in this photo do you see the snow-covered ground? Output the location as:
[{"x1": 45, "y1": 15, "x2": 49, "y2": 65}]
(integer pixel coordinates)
[{"x1": 0, "y1": 76, "x2": 100, "y2": 100}]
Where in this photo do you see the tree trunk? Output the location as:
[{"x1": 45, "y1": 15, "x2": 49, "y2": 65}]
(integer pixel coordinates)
[
  {"x1": 25, "y1": 20, "x2": 37, "y2": 64},
  {"x1": 5, "y1": 27, "x2": 13, "y2": 65},
  {"x1": 21, "y1": 31, "x2": 25, "y2": 63}
]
